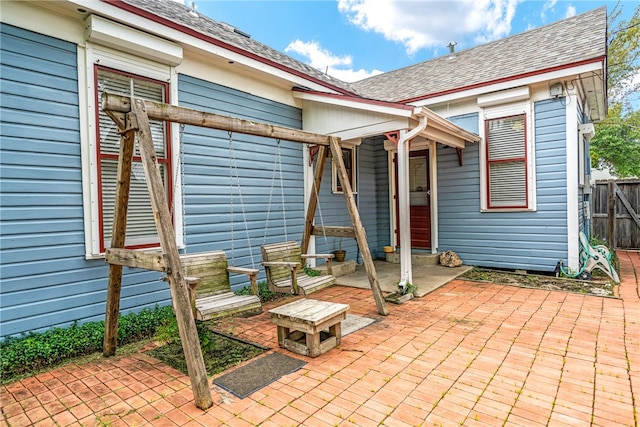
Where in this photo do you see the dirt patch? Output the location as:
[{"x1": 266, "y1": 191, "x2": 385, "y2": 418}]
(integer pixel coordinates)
[
  {"x1": 460, "y1": 267, "x2": 617, "y2": 297},
  {"x1": 147, "y1": 326, "x2": 266, "y2": 376}
]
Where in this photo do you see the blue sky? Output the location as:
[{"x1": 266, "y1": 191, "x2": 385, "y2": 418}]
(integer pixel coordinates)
[{"x1": 182, "y1": 0, "x2": 637, "y2": 86}]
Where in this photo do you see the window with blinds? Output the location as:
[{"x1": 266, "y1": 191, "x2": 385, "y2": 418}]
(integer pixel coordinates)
[
  {"x1": 485, "y1": 114, "x2": 527, "y2": 208},
  {"x1": 332, "y1": 148, "x2": 357, "y2": 194},
  {"x1": 96, "y1": 66, "x2": 171, "y2": 251}
]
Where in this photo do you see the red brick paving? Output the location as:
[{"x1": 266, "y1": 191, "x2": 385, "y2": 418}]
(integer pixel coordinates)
[{"x1": 1, "y1": 250, "x2": 638, "y2": 426}]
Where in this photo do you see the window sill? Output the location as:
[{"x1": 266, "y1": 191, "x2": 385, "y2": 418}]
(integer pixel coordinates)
[{"x1": 481, "y1": 207, "x2": 536, "y2": 213}]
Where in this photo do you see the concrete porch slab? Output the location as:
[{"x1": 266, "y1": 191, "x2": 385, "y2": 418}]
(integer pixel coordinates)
[{"x1": 335, "y1": 260, "x2": 473, "y2": 297}]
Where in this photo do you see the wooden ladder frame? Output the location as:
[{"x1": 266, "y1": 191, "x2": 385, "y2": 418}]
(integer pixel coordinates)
[{"x1": 100, "y1": 93, "x2": 388, "y2": 410}]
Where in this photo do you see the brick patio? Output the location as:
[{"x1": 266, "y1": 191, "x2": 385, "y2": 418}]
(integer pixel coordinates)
[{"x1": 2, "y1": 250, "x2": 638, "y2": 426}]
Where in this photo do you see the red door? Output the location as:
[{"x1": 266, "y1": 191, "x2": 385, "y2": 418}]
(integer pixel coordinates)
[{"x1": 395, "y1": 150, "x2": 431, "y2": 249}]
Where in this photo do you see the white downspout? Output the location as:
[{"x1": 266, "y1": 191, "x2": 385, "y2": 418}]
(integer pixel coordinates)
[{"x1": 397, "y1": 109, "x2": 428, "y2": 292}]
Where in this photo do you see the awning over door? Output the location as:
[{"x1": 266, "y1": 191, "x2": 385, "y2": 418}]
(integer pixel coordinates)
[{"x1": 292, "y1": 88, "x2": 481, "y2": 147}]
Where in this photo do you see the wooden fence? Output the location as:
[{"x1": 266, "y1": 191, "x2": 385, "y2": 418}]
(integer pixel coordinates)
[{"x1": 591, "y1": 179, "x2": 640, "y2": 249}]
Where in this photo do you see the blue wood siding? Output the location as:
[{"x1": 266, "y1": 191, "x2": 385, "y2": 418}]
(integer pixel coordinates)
[
  {"x1": 177, "y1": 75, "x2": 304, "y2": 286},
  {"x1": 373, "y1": 138, "x2": 391, "y2": 258},
  {"x1": 312, "y1": 137, "x2": 389, "y2": 261},
  {"x1": 0, "y1": 24, "x2": 172, "y2": 338},
  {"x1": 358, "y1": 137, "x2": 389, "y2": 260},
  {"x1": 438, "y1": 99, "x2": 569, "y2": 272}
]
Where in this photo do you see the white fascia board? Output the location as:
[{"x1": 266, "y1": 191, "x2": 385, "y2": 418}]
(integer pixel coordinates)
[
  {"x1": 412, "y1": 61, "x2": 604, "y2": 107},
  {"x1": 477, "y1": 86, "x2": 530, "y2": 107},
  {"x1": 70, "y1": 0, "x2": 341, "y2": 93},
  {"x1": 293, "y1": 90, "x2": 414, "y2": 117},
  {"x1": 85, "y1": 15, "x2": 183, "y2": 65}
]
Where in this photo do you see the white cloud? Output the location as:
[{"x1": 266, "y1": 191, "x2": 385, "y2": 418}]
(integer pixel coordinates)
[
  {"x1": 541, "y1": 0, "x2": 557, "y2": 20},
  {"x1": 285, "y1": 39, "x2": 383, "y2": 82},
  {"x1": 564, "y1": 5, "x2": 576, "y2": 19},
  {"x1": 337, "y1": 0, "x2": 524, "y2": 55}
]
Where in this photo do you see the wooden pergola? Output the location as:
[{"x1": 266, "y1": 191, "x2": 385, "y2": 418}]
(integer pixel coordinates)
[{"x1": 100, "y1": 93, "x2": 388, "y2": 409}]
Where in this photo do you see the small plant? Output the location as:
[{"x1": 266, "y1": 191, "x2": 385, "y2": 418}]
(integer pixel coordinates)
[
  {"x1": 304, "y1": 263, "x2": 320, "y2": 277},
  {"x1": 401, "y1": 282, "x2": 417, "y2": 295},
  {"x1": 333, "y1": 237, "x2": 347, "y2": 262},
  {"x1": 234, "y1": 280, "x2": 285, "y2": 302}
]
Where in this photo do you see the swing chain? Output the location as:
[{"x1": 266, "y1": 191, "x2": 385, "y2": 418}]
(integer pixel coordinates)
[
  {"x1": 278, "y1": 139, "x2": 288, "y2": 242},
  {"x1": 229, "y1": 131, "x2": 235, "y2": 264},
  {"x1": 312, "y1": 163, "x2": 329, "y2": 250},
  {"x1": 263, "y1": 138, "x2": 288, "y2": 244},
  {"x1": 228, "y1": 131, "x2": 256, "y2": 268}
]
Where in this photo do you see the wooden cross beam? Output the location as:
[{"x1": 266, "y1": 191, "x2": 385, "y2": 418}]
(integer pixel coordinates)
[{"x1": 102, "y1": 93, "x2": 331, "y2": 146}]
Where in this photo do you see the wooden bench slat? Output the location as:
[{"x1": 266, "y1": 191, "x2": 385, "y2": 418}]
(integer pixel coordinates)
[
  {"x1": 179, "y1": 250, "x2": 262, "y2": 321},
  {"x1": 261, "y1": 241, "x2": 336, "y2": 295}
]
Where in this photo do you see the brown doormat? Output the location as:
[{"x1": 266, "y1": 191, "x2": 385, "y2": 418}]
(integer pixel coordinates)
[{"x1": 213, "y1": 352, "x2": 306, "y2": 398}]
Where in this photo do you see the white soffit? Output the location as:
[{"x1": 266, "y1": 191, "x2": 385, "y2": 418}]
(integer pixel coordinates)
[
  {"x1": 477, "y1": 86, "x2": 530, "y2": 107},
  {"x1": 85, "y1": 14, "x2": 183, "y2": 65},
  {"x1": 293, "y1": 90, "x2": 413, "y2": 117}
]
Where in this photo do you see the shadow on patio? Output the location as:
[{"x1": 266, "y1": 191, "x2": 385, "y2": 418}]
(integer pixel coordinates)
[{"x1": 2, "y1": 252, "x2": 638, "y2": 426}]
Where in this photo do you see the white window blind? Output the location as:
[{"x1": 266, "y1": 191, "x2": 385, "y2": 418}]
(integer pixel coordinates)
[
  {"x1": 486, "y1": 114, "x2": 527, "y2": 208},
  {"x1": 97, "y1": 67, "x2": 170, "y2": 250}
]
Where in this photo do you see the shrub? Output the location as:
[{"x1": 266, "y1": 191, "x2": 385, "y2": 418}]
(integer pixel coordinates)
[{"x1": 0, "y1": 305, "x2": 174, "y2": 384}]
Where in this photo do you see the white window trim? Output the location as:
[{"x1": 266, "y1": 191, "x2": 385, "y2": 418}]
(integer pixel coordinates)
[
  {"x1": 566, "y1": 94, "x2": 580, "y2": 271},
  {"x1": 80, "y1": 42, "x2": 183, "y2": 259},
  {"x1": 479, "y1": 100, "x2": 537, "y2": 212}
]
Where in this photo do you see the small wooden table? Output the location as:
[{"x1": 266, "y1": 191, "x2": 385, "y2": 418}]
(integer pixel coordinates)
[{"x1": 268, "y1": 299, "x2": 349, "y2": 357}]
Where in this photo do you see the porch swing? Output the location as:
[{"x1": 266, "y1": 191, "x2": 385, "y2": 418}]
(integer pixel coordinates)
[
  {"x1": 260, "y1": 138, "x2": 337, "y2": 295},
  {"x1": 177, "y1": 129, "x2": 262, "y2": 322},
  {"x1": 99, "y1": 93, "x2": 388, "y2": 409}
]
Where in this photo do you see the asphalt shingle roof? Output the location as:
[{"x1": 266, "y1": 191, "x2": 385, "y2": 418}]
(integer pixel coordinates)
[
  {"x1": 351, "y1": 6, "x2": 607, "y2": 103},
  {"x1": 122, "y1": 0, "x2": 357, "y2": 95},
  {"x1": 121, "y1": 1, "x2": 606, "y2": 106}
]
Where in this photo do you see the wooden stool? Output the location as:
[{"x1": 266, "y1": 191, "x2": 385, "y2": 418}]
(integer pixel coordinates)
[{"x1": 268, "y1": 299, "x2": 349, "y2": 357}]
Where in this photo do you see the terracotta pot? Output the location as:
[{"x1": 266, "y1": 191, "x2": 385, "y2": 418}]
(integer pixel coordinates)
[{"x1": 333, "y1": 250, "x2": 346, "y2": 262}]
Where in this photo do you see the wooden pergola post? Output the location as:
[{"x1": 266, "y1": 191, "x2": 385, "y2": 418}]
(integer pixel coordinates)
[
  {"x1": 103, "y1": 98, "x2": 212, "y2": 410},
  {"x1": 103, "y1": 112, "x2": 135, "y2": 357},
  {"x1": 301, "y1": 145, "x2": 328, "y2": 254},
  {"x1": 130, "y1": 99, "x2": 212, "y2": 409},
  {"x1": 328, "y1": 137, "x2": 388, "y2": 316},
  {"x1": 607, "y1": 180, "x2": 616, "y2": 249}
]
